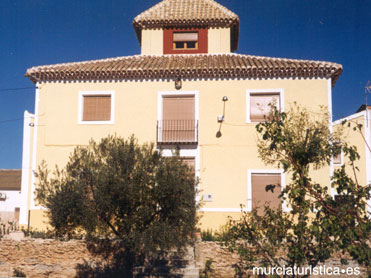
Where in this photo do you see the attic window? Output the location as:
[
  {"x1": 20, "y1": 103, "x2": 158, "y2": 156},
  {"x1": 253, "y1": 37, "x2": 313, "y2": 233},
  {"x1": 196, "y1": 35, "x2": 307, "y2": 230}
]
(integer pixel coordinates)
[
  {"x1": 163, "y1": 29, "x2": 207, "y2": 54},
  {"x1": 173, "y1": 32, "x2": 198, "y2": 50}
]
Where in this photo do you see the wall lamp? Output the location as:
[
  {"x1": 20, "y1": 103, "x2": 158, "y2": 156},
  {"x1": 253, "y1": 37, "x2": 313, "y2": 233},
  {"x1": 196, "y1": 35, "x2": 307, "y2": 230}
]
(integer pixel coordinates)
[
  {"x1": 217, "y1": 96, "x2": 228, "y2": 122},
  {"x1": 175, "y1": 77, "x2": 182, "y2": 90}
]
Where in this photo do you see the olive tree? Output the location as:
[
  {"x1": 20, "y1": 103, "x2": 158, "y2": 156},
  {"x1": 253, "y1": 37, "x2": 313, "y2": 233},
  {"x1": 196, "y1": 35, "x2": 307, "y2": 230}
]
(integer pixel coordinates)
[
  {"x1": 226, "y1": 105, "x2": 371, "y2": 277},
  {"x1": 35, "y1": 135, "x2": 198, "y2": 277}
]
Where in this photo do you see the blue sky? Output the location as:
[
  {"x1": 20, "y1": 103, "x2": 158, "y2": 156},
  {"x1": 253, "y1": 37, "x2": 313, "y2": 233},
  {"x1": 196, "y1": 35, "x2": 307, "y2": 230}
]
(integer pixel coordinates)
[{"x1": 0, "y1": 0, "x2": 370, "y2": 169}]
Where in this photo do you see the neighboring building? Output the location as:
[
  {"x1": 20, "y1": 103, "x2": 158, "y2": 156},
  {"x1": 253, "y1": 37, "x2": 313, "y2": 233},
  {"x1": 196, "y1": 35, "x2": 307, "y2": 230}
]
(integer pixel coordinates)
[
  {"x1": 332, "y1": 105, "x2": 371, "y2": 211},
  {"x1": 0, "y1": 170, "x2": 22, "y2": 223},
  {"x1": 21, "y1": 0, "x2": 343, "y2": 230}
]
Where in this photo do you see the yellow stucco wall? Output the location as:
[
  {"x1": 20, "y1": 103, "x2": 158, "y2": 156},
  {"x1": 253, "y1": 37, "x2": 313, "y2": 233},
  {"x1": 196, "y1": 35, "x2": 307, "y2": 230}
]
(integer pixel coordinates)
[
  {"x1": 141, "y1": 29, "x2": 163, "y2": 55},
  {"x1": 29, "y1": 210, "x2": 50, "y2": 231},
  {"x1": 28, "y1": 78, "x2": 332, "y2": 230},
  {"x1": 140, "y1": 27, "x2": 231, "y2": 55},
  {"x1": 27, "y1": 117, "x2": 35, "y2": 216},
  {"x1": 333, "y1": 114, "x2": 367, "y2": 186},
  {"x1": 208, "y1": 27, "x2": 231, "y2": 53}
]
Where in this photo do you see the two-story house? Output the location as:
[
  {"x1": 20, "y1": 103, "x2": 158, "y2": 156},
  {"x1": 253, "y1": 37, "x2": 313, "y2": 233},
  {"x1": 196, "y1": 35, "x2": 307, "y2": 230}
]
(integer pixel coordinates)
[{"x1": 20, "y1": 0, "x2": 343, "y2": 230}]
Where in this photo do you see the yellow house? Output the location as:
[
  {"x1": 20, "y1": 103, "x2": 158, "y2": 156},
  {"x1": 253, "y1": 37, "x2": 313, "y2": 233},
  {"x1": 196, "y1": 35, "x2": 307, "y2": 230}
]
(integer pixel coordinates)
[
  {"x1": 20, "y1": 0, "x2": 343, "y2": 230},
  {"x1": 332, "y1": 105, "x2": 371, "y2": 211}
]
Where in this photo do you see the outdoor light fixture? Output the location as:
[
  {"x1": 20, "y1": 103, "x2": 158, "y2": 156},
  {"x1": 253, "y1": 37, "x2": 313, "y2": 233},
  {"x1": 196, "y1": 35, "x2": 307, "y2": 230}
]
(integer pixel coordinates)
[
  {"x1": 217, "y1": 96, "x2": 229, "y2": 123},
  {"x1": 0, "y1": 193, "x2": 7, "y2": 201},
  {"x1": 175, "y1": 77, "x2": 182, "y2": 90},
  {"x1": 217, "y1": 115, "x2": 224, "y2": 123}
]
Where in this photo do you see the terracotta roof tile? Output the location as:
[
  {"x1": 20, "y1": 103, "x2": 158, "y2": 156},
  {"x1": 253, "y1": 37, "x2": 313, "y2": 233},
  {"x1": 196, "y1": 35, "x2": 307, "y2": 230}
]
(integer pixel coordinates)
[
  {"x1": 25, "y1": 53, "x2": 343, "y2": 86},
  {"x1": 0, "y1": 170, "x2": 21, "y2": 191},
  {"x1": 133, "y1": 0, "x2": 239, "y2": 29}
]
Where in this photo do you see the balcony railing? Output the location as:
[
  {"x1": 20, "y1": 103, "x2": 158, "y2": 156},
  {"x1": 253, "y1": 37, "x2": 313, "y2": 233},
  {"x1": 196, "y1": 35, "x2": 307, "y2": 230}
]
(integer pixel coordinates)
[{"x1": 157, "y1": 120, "x2": 198, "y2": 144}]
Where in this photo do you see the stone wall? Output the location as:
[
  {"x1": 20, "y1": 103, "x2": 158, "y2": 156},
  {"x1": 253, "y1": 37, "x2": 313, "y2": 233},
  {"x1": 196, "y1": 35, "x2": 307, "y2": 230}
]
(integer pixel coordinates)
[
  {"x1": 196, "y1": 241, "x2": 240, "y2": 278},
  {"x1": 0, "y1": 239, "x2": 241, "y2": 278},
  {"x1": 196, "y1": 241, "x2": 368, "y2": 278},
  {"x1": 0, "y1": 238, "x2": 368, "y2": 278},
  {"x1": 0, "y1": 238, "x2": 94, "y2": 278}
]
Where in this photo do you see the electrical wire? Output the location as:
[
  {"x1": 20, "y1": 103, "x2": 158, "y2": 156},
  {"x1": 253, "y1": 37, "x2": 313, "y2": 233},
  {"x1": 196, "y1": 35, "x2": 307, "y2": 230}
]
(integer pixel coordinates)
[
  {"x1": 0, "y1": 87, "x2": 36, "y2": 93},
  {"x1": 0, "y1": 117, "x2": 31, "y2": 124}
]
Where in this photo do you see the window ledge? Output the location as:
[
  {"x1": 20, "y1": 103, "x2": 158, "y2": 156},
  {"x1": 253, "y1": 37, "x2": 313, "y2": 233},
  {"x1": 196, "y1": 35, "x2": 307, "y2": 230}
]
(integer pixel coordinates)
[{"x1": 78, "y1": 120, "x2": 114, "y2": 125}]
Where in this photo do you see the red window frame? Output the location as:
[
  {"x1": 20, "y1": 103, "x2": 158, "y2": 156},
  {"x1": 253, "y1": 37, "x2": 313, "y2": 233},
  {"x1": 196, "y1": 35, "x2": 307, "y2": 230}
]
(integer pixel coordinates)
[{"x1": 163, "y1": 28, "x2": 208, "y2": 54}]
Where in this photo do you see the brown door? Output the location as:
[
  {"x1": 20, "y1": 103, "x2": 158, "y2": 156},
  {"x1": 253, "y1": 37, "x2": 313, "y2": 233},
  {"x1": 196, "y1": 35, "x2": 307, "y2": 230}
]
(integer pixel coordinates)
[
  {"x1": 162, "y1": 95, "x2": 195, "y2": 142},
  {"x1": 14, "y1": 208, "x2": 20, "y2": 223}
]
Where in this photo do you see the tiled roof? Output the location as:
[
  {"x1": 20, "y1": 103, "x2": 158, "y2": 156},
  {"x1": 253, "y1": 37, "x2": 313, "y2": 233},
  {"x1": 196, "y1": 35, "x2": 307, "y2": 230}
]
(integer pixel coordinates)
[
  {"x1": 0, "y1": 170, "x2": 21, "y2": 191},
  {"x1": 132, "y1": 0, "x2": 240, "y2": 51},
  {"x1": 133, "y1": 0, "x2": 239, "y2": 29},
  {"x1": 25, "y1": 53, "x2": 343, "y2": 86}
]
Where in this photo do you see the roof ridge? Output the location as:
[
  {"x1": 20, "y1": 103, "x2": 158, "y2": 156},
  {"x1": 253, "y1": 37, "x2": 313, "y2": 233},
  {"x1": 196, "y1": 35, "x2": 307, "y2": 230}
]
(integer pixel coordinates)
[{"x1": 133, "y1": 0, "x2": 169, "y2": 22}]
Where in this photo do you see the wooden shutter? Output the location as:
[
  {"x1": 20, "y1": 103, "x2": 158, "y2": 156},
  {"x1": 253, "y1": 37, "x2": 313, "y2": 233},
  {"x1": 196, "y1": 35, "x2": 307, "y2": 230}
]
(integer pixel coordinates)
[
  {"x1": 83, "y1": 95, "x2": 111, "y2": 121},
  {"x1": 163, "y1": 96, "x2": 195, "y2": 120},
  {"x1": 333, "y1": 142, "x2": 342, "y2": 165},
  {"x1": 182, "y1": 157, "x2": 195, "y2": 175},
  {"x1": 333, "y1": 153, "x2": 342, "y2": 164},
  {"x1": 250, "y1": 93, "x2": 280, "y2": 122},
  {"x1": 252, "y1": 173, "x2": 281, "y2": 214},
  {"x1": 173, "y1": 32, "x2": 198, "y2": 42},
  {"x1": 162, "y1": 96, "x2": 195, "y2": 142}
]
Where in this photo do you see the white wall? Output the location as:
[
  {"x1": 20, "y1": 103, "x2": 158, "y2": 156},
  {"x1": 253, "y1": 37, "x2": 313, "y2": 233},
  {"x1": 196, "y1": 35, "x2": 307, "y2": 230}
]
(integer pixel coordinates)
[{"x1": 0, "y1": 191, "x2": 22, "y2": 212}]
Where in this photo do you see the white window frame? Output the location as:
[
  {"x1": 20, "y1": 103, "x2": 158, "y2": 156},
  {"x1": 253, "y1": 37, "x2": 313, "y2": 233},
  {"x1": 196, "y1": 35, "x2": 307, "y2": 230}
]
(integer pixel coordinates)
[
  {"x1": 246, "y1": 89, "x2": 284, "y2": 123},
  {"x1": 157, "y1": 91, "x2": 199, "y2": 142},
  {"x1": 157, "y1": 91, "x2": 199, "y2": 121},
  {"x1": 78, "y1": 91, "x2": 115, "y2": 125},
  {"x1": 332, "y1": 147, "x2": 344, "y2": 166},
  {"x1": 247, "y1": 169, "x2": 289, "y2": 212}
]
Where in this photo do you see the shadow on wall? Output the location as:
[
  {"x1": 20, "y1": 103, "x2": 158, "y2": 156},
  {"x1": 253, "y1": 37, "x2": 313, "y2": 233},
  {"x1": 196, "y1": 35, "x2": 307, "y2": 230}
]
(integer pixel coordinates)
[{"x1": 75, "y1": 240, "x2": 189, "y2": 278}]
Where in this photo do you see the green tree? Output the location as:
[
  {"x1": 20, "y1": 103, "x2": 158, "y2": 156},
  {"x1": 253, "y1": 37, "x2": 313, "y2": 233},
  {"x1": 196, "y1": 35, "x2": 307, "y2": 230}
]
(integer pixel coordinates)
[
  {"x1": 35, "y1": 135, "x2": 198, "y2": 277},
  {"x1": 226, "y1": 105, "x2": 371, "y2": 277}
]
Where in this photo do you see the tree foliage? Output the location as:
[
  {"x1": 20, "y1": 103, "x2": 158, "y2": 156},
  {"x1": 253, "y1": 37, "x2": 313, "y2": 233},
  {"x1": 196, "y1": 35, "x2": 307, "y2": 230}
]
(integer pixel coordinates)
[
  {"x1": 226, "y1": 105, "x2": 371, "y2": 277},
  {"x1": 35, "y1": 135, "x2": 198, "y2": 277}
]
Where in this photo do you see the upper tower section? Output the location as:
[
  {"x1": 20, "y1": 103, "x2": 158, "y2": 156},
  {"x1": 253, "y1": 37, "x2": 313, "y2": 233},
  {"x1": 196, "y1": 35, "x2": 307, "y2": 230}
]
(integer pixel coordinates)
[{"x1": 133, "y1": 0, "x2": 239, "y2": 55}]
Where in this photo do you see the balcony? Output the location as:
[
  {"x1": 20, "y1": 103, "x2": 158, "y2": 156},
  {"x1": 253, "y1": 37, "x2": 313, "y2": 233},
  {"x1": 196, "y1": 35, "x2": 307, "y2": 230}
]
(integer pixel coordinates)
[{"x1": 157, "y1": 120, "x2": 198, "y2": 145}]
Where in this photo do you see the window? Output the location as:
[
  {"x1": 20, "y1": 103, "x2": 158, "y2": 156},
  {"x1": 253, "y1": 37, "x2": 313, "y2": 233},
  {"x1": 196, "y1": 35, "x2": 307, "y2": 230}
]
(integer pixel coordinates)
[
  {"x1": 246, "y1": 90, "x2": 284, "y2": 123},
  {"x1": 333, "y1": 151, "x2": 342, "y2": 165},
  {"x1": 181, "y1": 157, "x2": 195, "y2": 175},
  {"x1": 173, "y1": 32, "x2": 198, "y2": 50},
  {"x1": 248, "y1": 170, "x2": 288, "y2": 213},
  {"x1": 158, "y1": 94, "x2": 197, "y2": 143},
  {"x1": 251, "y1": 173, "x2": 281, "y2": 214},
  {"x1": 163, "y1": 29, "x2": 207, "y2": 54},
  {"x1": 78, "y1": 91, "x2": 114, "y2": 124},
  {"x1": 333, "y1": 142, "x2": 343, "y2": 165}
]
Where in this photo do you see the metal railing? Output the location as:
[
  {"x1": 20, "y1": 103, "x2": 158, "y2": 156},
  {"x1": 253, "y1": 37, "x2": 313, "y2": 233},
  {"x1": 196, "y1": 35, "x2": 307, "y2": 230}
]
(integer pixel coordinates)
[{"x1": 157, "y1": 120, "x2": 198, "y2": 144}]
